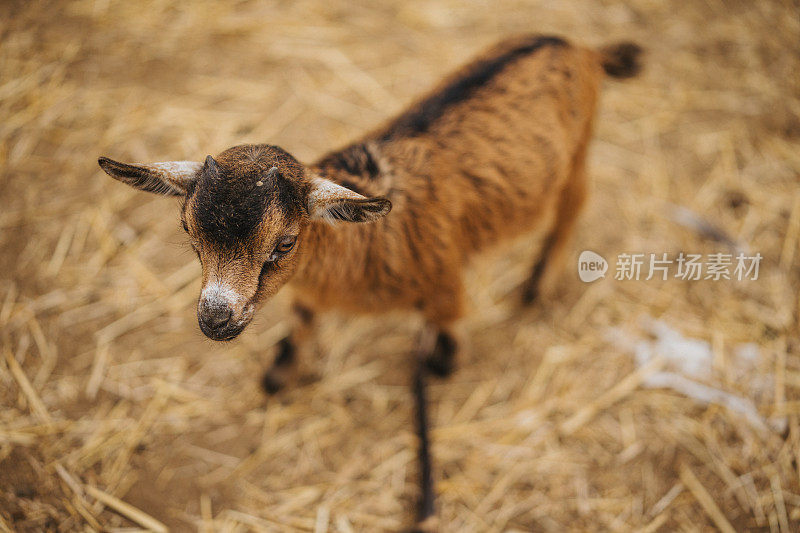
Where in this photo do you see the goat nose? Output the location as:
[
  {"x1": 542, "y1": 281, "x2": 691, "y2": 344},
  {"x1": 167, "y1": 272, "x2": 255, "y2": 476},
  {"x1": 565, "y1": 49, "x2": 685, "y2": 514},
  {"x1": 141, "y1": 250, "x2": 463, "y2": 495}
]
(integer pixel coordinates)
[{"x1": 203, "y1": 305, "x2": 232, "y2": 329}]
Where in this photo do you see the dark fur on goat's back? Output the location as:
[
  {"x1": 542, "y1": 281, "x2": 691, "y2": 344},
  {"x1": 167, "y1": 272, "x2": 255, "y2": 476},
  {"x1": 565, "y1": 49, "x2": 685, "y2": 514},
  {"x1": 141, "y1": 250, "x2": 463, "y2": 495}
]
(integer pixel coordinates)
[
  {"x1": 184, "y1": 144, "x2": 306, "y2": 249},
  {"x1": 380, "y1": 35, "x2": 568, "y2": 141},
  {"x1": 317, "y1": 143, "x2": 380, "y2": 181},
  {"x1": 314, "y1": 35, "x2": 572, "y2": 202}
]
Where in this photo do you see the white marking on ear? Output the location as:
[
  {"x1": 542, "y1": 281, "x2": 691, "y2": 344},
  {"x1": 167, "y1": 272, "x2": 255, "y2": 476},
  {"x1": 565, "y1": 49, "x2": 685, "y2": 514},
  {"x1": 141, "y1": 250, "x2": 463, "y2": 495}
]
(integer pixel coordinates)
[
  {"x1": 151, "y1": 161, "x2": 204, "y2": 177},
  {"x1": 98, "y1": 157, "x2": 202, "y2": 196},
  {"x1": 149, "y1": 161, "x2": 203, "y2": 194},
  {"x1": 309, "y1": 177, "x2": 365, "y2": 203},
  {"x1": 307, "y1": 177, "x2": 366, "y2": 223}
]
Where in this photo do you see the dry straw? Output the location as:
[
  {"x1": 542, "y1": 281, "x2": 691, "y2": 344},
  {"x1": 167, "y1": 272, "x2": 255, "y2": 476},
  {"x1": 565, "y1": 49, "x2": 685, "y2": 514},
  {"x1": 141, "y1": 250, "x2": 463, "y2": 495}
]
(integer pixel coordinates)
[{"x1": 1, "y1": 0, "x2": 798, "y2": 531}]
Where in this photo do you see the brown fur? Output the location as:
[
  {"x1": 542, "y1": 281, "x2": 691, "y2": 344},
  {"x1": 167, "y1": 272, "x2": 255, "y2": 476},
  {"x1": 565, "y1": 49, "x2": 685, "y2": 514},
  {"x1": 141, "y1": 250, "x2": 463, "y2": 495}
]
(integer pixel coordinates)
[
  {"x1": 294, "y1": 38, "x2": 606, "y2": 321},
  {"x1": 98, "y1": 33, "x2": 641, "y2": 364}
]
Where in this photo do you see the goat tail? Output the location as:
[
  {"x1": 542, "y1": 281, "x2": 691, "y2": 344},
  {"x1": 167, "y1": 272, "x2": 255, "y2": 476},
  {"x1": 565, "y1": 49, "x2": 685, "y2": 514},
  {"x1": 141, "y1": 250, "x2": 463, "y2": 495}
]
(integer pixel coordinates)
[{"x1": 599, "y1": 41, "x2": 643, "y2": 78}]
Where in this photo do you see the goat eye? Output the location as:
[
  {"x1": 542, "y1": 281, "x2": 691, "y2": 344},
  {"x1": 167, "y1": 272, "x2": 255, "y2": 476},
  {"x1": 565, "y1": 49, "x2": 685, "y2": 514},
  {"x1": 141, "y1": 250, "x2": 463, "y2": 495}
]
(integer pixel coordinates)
[
  {"x1": 181, "y1": 220, "x2": 189, "y2": 233},
  {"x1": 267, "y1": 236, "x2": 297, "y2": 262},
  {"x1": 277, "y1": 236, "x2": 296, "y2": 253}
]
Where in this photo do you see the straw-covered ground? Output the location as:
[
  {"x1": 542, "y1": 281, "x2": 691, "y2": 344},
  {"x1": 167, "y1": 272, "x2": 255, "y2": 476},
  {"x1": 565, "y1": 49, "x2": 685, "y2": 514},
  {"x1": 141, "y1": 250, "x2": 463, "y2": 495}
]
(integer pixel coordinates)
[{"x1": 1, "y1": 0, "x2": 799, "y2": 531}]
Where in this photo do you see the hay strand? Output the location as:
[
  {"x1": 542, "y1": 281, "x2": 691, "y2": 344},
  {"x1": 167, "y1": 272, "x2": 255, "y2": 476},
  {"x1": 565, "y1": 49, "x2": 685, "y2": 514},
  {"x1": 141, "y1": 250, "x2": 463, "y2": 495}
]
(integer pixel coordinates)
[{"x1": 85, "y1": 486, "x2": 168, "y2": 533}]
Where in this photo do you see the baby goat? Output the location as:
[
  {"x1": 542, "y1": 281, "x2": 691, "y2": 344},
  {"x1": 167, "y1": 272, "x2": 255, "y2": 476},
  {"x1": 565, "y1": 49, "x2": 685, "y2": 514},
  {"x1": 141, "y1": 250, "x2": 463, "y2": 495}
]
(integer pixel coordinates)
[
  {"x1": 100, "y1": 35, "x2": 640, "y2": 383},
  {"x1": 99, "y1": 34, "x2": 640, "y2": 525}
]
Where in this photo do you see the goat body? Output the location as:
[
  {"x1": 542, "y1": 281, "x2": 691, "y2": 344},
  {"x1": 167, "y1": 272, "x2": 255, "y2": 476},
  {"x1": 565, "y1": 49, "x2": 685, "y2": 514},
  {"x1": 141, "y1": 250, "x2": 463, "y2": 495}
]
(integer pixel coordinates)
[{"x1": 99, "y1": 32, "x2": 641, "y2": 376}]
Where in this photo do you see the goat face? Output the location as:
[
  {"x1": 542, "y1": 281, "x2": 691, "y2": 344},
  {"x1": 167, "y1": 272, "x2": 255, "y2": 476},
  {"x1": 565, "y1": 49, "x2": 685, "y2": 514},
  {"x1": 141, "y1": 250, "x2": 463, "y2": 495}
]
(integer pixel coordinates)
[{"x1": 99, "y1": 144, "x2": 391, "y2": 341}]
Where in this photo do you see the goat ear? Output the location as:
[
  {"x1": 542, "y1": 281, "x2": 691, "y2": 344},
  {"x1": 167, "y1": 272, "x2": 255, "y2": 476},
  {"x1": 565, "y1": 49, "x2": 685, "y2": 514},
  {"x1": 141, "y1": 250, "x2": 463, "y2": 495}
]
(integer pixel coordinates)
[
  {"x1": 98, "y1": 157, "x2": 202, "y2": 196},
  {"x1": 307, "y1": 177, "x2": 392, "y2": 223}
]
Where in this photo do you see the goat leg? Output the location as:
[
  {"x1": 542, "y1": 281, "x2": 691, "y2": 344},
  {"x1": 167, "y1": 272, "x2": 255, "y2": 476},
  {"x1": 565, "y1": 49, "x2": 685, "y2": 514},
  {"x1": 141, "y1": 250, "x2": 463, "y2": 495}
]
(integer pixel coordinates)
[{"x1": 410, "y1": 359, "x2": 437, "y2": 533}]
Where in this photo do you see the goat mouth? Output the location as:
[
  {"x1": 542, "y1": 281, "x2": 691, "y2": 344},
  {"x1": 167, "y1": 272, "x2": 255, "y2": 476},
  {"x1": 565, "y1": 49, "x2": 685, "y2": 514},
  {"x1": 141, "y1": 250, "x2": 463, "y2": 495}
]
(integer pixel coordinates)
[
  {"x1": 198, "y1": 317, "x2": 250, "y2": 342},
  {"x1": 196, "y1": 302, "x2": 256, "y2": 342}
]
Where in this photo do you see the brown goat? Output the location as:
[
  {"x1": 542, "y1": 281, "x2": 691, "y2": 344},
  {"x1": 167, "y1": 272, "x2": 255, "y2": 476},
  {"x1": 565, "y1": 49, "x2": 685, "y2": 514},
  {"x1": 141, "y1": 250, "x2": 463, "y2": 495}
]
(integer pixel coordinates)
[
  {"x1": 99, "y1": 34, "x2": 641, "y2": 527},
  {"x1": 100, "y1": 34, "x2": 640, "y2": 377}
]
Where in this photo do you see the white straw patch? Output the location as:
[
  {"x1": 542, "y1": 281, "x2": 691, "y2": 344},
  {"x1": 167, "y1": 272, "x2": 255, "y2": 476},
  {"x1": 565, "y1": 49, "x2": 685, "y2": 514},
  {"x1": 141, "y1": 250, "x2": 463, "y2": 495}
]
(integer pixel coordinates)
[{"x1": 607, "y1": 317, "x2": 785, "y2": 433}]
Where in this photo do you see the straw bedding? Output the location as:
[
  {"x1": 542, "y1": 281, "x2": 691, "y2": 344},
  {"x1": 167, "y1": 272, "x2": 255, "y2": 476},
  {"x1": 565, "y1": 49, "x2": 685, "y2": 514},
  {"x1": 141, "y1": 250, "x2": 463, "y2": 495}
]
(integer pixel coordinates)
[{"x1": 1, "y1": 0, "x2": 798, "y2": 531}]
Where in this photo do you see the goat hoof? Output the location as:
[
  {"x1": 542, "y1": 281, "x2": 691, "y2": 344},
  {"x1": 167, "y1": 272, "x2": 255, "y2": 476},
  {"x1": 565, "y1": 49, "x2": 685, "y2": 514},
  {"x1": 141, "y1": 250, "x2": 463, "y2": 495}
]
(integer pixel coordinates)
[
  {"x1": 425, "y1": 354, "x2": 454, "y2": 378},
  {"x1": 405, "y1": 516, "x2": 439, "y2": 533},
  {"x1": 261, "y1": 372, "x2": 284, "y2": 395},
  {"x1": 425, "y1": 332, "x2": 456, "y2": 378},
  {"x1": 521, "y1": 282, "x2": 539, "y2": 305}
]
